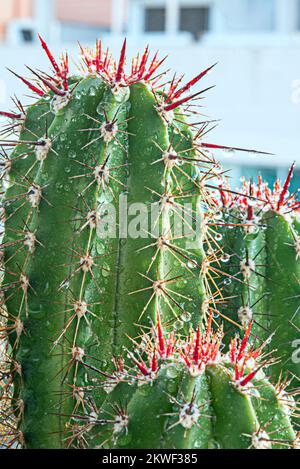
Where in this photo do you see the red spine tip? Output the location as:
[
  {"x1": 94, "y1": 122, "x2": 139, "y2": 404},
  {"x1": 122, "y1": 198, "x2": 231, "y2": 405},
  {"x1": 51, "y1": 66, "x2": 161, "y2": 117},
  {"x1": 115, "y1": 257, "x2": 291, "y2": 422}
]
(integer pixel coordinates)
[
  {"x1": 0, "y1": 111, "x2": 22, "y2": 119},
  {"x1": 171, "y1": 63, "x2": 217, "y2": 102},
  {"x1": 164, "y1": 86, "x2": 213, "y2": 112},
  {"x1": 237, "y1": 321, "x2": 253, "y2": 361},
  {"x1": 38, "y1": 34, "x2": 60, "y2": 76},
  {"x1": 193, "y1": 325, "x2": 201, "y2": 362},
  {"x1": 277, "y1": 162, "x2": 295, "y2": 210},
  {"x1": 136, "y1": 362, "x2": 149, "y2": 377},
  {"x1": 7, "y1": 68, "x2": 44, "y2": 97},
  {"x1": 118, "y1": 356, "x2": 124, "y2": 373},
  {"x1": 115, "y1": 38, "x2": 127, "y2": 83},
  {"x1": 247, "y1": 183, "x2": 254, "y2": 220},
  {"x1": 151, "y1": 352, "x2": 158, "y2": 372},
  {"x1": 26, "y1": 66, "x2": 66, "y2": 97},
  {"x1": 240, "y1": 367, "x2": 260, "y2": 387},
  {"x1": 156, "y1": 312, "x2": 166, "y2": 357}
]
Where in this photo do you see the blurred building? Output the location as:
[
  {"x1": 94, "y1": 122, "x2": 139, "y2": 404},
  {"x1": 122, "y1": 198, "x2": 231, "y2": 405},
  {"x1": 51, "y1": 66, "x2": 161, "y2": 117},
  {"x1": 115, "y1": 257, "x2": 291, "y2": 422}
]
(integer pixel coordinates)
[
  {"x1": 0, "y1": 0, "x2": 32, "y2": 42},
  {"x1": 0, "y1": 0, "x2": 300, "y2": 188},
  {"x1": 0, "y1": 0, "x2": 127, "y2": 44},
  {"x1": 128, "y1": 0, "x2": 300, "y2": 38},
  {"x1": 1, "y1": 1, "x2": 299, "y2": 44}
]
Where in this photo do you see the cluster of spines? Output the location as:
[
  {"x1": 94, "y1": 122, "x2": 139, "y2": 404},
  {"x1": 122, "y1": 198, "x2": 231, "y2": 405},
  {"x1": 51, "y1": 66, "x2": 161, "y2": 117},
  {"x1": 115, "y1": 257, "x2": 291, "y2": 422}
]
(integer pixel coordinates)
[
  {"x1": 205, "y1": 164, "x2": 300, "y2": 322},
  {"x1": 205, "y1": 167, "x2": 300, "y2": 399},
  {"x1": 109, "y1": 316, "x2": 269, "y2": 391},
  {"x1": 213, "y1": 163, "x2": 300, "y2": 218},
  {"x1": 66, "y1": 315, "x2": 299, "y2": 449}
]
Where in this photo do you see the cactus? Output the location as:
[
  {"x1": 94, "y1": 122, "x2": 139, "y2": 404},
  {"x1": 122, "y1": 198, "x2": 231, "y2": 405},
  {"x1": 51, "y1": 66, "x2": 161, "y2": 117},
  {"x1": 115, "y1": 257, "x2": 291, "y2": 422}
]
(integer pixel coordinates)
[
  {"x1": 211, "y1": 168, "x2": 300, "y2": 387},
  {"x1": 0, "y1": 37, "x2": 298, "y2": 450},
  {"x1": 0, "y1": 38, "x2": 222, "y2": 449},
  {"x1": 74, "y1": 315, "x2": 298, "y2": 450}
]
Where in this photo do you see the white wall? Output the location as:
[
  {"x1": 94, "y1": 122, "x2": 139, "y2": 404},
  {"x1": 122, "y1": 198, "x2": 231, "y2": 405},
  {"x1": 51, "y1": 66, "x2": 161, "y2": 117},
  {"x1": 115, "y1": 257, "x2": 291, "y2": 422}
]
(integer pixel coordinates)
[{"x1": 0, "y1": 38, "x2": 299, "y2": 173}]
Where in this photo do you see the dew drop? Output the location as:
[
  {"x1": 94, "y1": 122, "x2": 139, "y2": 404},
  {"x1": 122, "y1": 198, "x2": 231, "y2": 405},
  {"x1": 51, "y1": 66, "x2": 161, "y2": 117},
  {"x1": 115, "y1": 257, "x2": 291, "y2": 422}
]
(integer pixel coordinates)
[
  {"x1": 223, "y1": 278, "x2": 232, "y2": 286},
  {"x1": 221, "y1": 253, "x2": 231, "y2": 263},
  {"x1": 166, "y1": 365, "x2": 180, "y2": 379},
  {"x1": 181, "y1": 311, "x2": 191, "y2": 322},
  {"x1": 102, "y1": 263, "x2": 110, "y2": 277}
]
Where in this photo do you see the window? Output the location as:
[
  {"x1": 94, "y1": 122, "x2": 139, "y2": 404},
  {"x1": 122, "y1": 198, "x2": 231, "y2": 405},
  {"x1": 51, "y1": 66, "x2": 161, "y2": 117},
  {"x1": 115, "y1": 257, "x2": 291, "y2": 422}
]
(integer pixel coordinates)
[
  {"x1": 21, "y1": 29, "x2": 34, "y2": 43},
  {"x1": 144, "y1": 7, "x2": 166, "y2": 32},
  {"x1": 179, "y1": 7, "x2": 210, "y2": 40}
]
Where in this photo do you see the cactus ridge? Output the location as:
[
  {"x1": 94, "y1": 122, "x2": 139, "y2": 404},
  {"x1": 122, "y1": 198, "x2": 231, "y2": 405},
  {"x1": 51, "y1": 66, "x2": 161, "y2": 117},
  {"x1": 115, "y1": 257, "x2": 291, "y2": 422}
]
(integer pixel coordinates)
[
  {"x1": 0, "y1": 38, "x2": 216, "y2": 449},
  {"x1": 210, "y1": 167, "x2": 300, "y2": 388},
  {"x1": 0, "y1": 38, "x2": 299, "y2": 449}
]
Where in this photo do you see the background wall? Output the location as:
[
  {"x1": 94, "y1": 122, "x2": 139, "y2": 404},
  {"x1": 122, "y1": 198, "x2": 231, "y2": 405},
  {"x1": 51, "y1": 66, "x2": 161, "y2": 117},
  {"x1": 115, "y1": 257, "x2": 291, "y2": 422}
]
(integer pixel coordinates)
[{"x1": 0, "y1": 0, "x2": 299, "y2": 188}]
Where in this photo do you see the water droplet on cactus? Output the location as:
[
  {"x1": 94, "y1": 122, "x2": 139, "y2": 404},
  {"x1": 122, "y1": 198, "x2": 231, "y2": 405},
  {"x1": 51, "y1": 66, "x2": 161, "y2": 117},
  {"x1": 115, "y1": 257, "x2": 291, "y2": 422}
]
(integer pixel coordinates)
[
  {"x1": 114, "y1": 86, "x2": 130, "y2": 103},
  {"x1": 30, "y1": 309, "x2": 44, "y2": 319},
  {"x1": 117, "y1": 432, "x2": 132, "y2": 446},
  {"x1": 181, "y1": 311, "x2": 191, "y2": 322},
  {"x1": 193, "y1": 439, "x2": 202, "y2": 449},
  {"x1": 221, "y1": 253, "x2": 231, "y2": 263},
  {"x1": 61, "y1": 280, "x2": 70, "y2": 290},
  {"x1": 208, "y1": 439, "x2": 222, "y2": 449},
  {"x1": 138, "y1": 385, "x2": 151, "y2": 396},
  {"x1": 223, "y1": 278, "x2": 232, "y2": 286},
  {"x1": 102, "y1": 264, "x2": 110, "y2": 277},
  {"x1": 96, "y1": 103, "x2": 104, "y2": 115},
  {"x1": 96, "y1": 243, "x2": 105, "y2": 254},
  {"x1": 166, "y1": 365, "x2": 180, "y2": 379},
  {"x1": 88, "y1": 87, "x2": 97, "y2": 96},
  {"x1": 176, "y1": 319, "x2": 184, "y2": 330}
]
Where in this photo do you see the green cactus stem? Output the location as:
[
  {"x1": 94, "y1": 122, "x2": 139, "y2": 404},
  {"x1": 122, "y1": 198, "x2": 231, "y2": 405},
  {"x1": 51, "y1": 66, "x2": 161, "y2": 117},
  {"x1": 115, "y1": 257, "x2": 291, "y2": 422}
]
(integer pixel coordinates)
[
  {"x1": 1, "y1": 37, "x2": 297, "y2": 450},
  {"x1": 0, "y1": 38, "x2": 226, "y2": 449},
  {"x1": 81, "y1": 315, "x2": 298, "y2": 450},
  {"x1": 211, "y1": 166, "x2": 300, "y2": 387}
]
